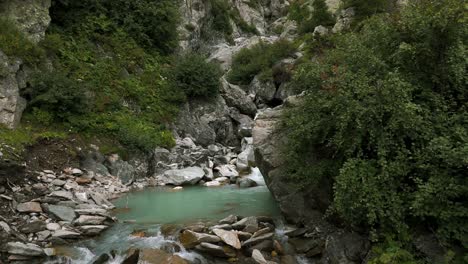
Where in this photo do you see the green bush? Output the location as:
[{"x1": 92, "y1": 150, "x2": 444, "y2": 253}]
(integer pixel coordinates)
[
  {"x1": 289, "y1": 0, "x2": 335, "y2": 34},
  {"x1": 342, "y1": 0, "x2": 390, "y2": 23},
  {"x1": 227, "y1": 39, "x2": 296, "y2": 85},
  {"x1": 25, "y1": 72, "x2": 89, "y2": 121},
  {"x1": 170, "y1": 53, "x2": 222, "y2": 98},
  {"x1": 0, "y1": 18, "x2": 45, "y2": 64},
  {"x1": 283, "y1": 0, "x2": 467, "y2": 246}
]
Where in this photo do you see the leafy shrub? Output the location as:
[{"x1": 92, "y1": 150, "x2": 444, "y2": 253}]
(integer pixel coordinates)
[
  {"x1": 24, "y1": 72, "x2": 89, "y2": 121},
  {"x1": 0, "y1": 18, "x2": 45, "y2": 64},
  {"x1": 50, "y1": 0, "x2": 179, "y2": 54},
  {"x1": 170, "y1": 53, "x2": 222, "y2": 98},
  {"x1": 210, "y1": 0, "x2": 233, "y2": 36},
  {"x1": 283, "y1": 0, "x2": 467, "y2": 246},
  {"x1": 227, "y1": 39, "x2": 296, "y2": 85},
  {"x1": 289, "y1": 0, "x2": 335, "y2": 34},
  {"x1": 342, "y1": 0, "x2": 390, "y2": 23}
]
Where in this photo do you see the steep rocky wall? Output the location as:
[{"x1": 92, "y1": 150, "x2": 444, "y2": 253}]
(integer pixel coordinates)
[{"x1": 0, "y1": 0, "x2": 51, "y2": 128}]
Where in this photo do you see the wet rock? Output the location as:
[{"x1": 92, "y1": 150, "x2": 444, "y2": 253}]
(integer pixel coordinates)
[
  {"x1": 213, "y1": 228, "x2": 241, "y2": 249},
  {"x1": 210, "y1": 224, "x2": 233, "y2": 230},
  {"x1": 17, "y1": 202, "x2": 42, "y2": 213},
  {"x1": 80, "y1": 225, "x2": 108, "y2": 236},
  {"x1": 71, "y1": 168, "x2": 83, "y2": 176},
  {"x1": 232, "y1": 216, "x2": 258, "y2": 233},
  {"x1": 121, "y1": 248, "x2": 139, "y2": 264},
  {"x1": 160, "y1": 167, "x2": 204, "y2": 185},
  {"x1": 179, "y1": 229, "x2": 221, "y2": 249},
  {"x1": 252, "y1": 249, "x2": 276, "y2": 264},
  {"x1": 204, "y1": 181, "x2": 221, "y2": 187},
  {"x1": 51, "y1": 230, "x2": 81, "y2": 239},
  {"x1": 249, "y1": 240, "x2": 274, "y2": 254},
  {"x1": 19, "y1": 220, "x2": 46, "y2": 233},
  {"x1": 238, "y1": 177, "x2": 258, "y2": 188},
  {"x1": 139, "y1": 248, "x2": 188, "y2": 264},
  {"x1": 280, "y1": 255, "x2": 298, "y2": 264},
  {"x1": 0, "y1": 220, "x2": 11, "y2": 233},
  {"x1": 74, "y1": 215, "x2": 106, "y2": 226},
  {"x1": 75, "y1": 208, "x2": 108, "y2": 216},
  {"x1": 195, "y1": 242, "x2": 236, "y2": 258},
  {"x1": 47, "y1": 205, "x2": 76, "y2": 222},
  {"x1": 284, "y1": 227, "x2": 308, "y2": 237},
  {"x1": 7, "y1": 242, "x2": 44, "y2": 256},
  {"x1": 289, "y1": 238, "x2": 324, "y2": 256},
  {"x1": 219, "y1": 215, "x2": 238, "y2": 225},
  {"x1": 252, "y1": 227, "x2": 273, "y2": 238},
  {"x1": 242, "y1": 233, "x2": 274, "y2": 247}
]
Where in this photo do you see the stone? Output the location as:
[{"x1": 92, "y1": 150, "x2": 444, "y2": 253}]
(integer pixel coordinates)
[
  {"x1": 289, "y1": 238, "x2": 324, "y2": 254},
  {"x1": 76, "y1": 177, "x2": 92, "y2": 185},
  {"x1": 90, "y1": 192, "x2": 115, "y2": 209},
  {"x1": 105, "y1": 154, "x2": 136, "y2": 184},
  {"x1": 74, "y1": 192, "x2": 88, "y2": 203},
  {"x1": 204, "y1": 181, "x2": 221, "y2": 187},
  {"x1": 48, "y1": 205, "x2": 76, "y2": 221},
  {"x1": 250, "y1": 76, "x2": 277, "y2": 104},
  {"x1": 43, "y1": 248, "x2": 56, "y2": 256},
  {"x1": 139, "y1": 248, "x2": 188, "y2": 264},
  {"x1": 195, "y1": 242, "x2": 236, "y2": 258},
  {"x1": 219, "y1": 215, "x2": 237, "y2": 225},
  {"x1": 313, "y1": 25, "x2": 329, "y2": 36},
  {"x1": 36, "y1": 230, "x2": 51, "y2": 241},
  {"x1": 236, "y1": 144, "x2": 255, "y2": 173},
  {"x1": 0, "y1": 220, "x2": 11, "y2": 233},
  {"x1": 212, "y1": 228, "x2": 241, "y2": 249},
  {"x1": 17, "y1": 202, "x2": 42, "y2": 213},
  {"x1": 215, "y1": 164, "x2": 239, "y2": 178},
  {"x1": 178, "y1": 137, "x2": 196, "y2": 149},
  {"x1": 46, "y1": 223, "x2": 61, "y2": 231},
  {"x1": 232, "y1": 216, "x2": 258, "y2": 233},
  {"x1": 49, "y1": 191, "x2": 74, "y2": 200},
  {"x1": 160, "y1": 167, "x2": 205, "y2": 185},
  {"x1": 52, "y1": 230, "x2": 81, "y2": 239},
  {"x1": 74, "y1": 215, "x2": 106, "y2": 226},
  {"x1": 242, "y1": 233, "x2": 274, "y2": 247},
  {"x1": 252, "y1": 249, "x2": 268, "y2": 264},
  {"x1": 121, "y1": 248, "x2": 139, "y2": 264},
  {"x1": 221, "y1": 78, "x2": 257, "y2": 116},
  {"x1": 51, "y1": 179, "x2": 66, "y2": 186},
  {"x1": 71, "y1": 168, "x2": 83, "y2": 175},
  {"x1": 252, "y1": 227, "x2": 273, "y2": 238},
  {"x1": 179, "y1": 229, "x2": 221, "y2": 249},
  {"x1": 19, "y1": 220, "x2": 46, "y2": 233},
  {"x1": 80, "y1": 225, "x2": 108, "y2": 236},
  {"x1": 332, "y1": 7, "x2": 355, "y2": 33},
  {"x1": 235, "y1": 231, "x2": 252, "y2": 241},
  {"x1": 238, "y1": 177, "x2": 257, "y2": 188},
  {"x1": 7, "y1": 242, "x2": 44, "y2": 256},
  {"x1": 214, "y1": 176, "x2": 230, "y2": 184}
]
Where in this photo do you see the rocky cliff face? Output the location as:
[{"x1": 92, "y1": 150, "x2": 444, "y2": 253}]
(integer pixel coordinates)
[{"x1": 0, "y1": 0, "x2": 51, "y2": 128}]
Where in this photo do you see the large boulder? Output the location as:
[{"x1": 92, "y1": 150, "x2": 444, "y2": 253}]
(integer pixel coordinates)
[
  {"x1": 179, "y1": 229, "x2": 221, "y2": 249},
  {"x1": 174, "y1": 95, "x2": 238, "y2": 147},
  {"x1": 159, "y1": 167, "x2": 205, "y2": 186},
  {"x1": 221, "y1": 78, "x2": 257, "y2": 116}
]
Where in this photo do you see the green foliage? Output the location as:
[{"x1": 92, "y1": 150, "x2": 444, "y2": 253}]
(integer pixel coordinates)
[
  {"x1": 50, "y1": 0, "x2": 180, "y2": 54},
  {"x1": 227, "y1": 39, "x2": 297, "y2": 85},
  {"x1": 25, "y1": 72, "x2": 89, "y2": 122},
  {"x1": 283, "y1": 0, "x2": 467, "y2": 246},
  {"x1": 369, "y1": 238, "x2": 420, "y2": 264},
  {"x1": 342, "y1": 0, "x2": 390, "y2": 23},
  {"x1": 289, "y1": 0, "x2": 335, "y2": 34},
  {"x1": 170, "y1": 53, "x2": 222, "y2": 98},
  {"x1": 0, "y1": 18, "x2": 45, "y2": 64},
  {"x1": 210, "y1": 0, "x2": 233, "y2": 36}
]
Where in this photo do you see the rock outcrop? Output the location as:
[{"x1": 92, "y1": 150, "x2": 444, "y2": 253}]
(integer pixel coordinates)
[{"x1": 0, "y1": 0, "x2": 51, "y2": 128}]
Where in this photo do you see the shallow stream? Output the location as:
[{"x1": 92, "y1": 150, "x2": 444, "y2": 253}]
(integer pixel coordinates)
[{"x1": 50, "y1": 168, "x2": 287, "y2": 263}]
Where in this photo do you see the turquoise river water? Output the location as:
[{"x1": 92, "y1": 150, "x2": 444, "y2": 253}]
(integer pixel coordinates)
[{"x1": 48, "y1": 168, "x2": 288, "y2": 264}]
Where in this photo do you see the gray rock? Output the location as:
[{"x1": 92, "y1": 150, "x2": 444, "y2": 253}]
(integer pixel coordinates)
[
  {"x1": 250, "y1": 76, "x2": 277, "y2": 105},
  {"x1": 74, "y1": 215, "x2": 106, "y2": 226},
  {"x1": 79, "y1": 225, "x2": 108, "y2": 236},
  {"x1": 160, "y1": 167, "x2": 204, "y2": 185},
  {"x1": 219, "y1": 215, "x2": 237, "y2": 225},
  {"x1": 90, "y1": 192, "x2": 115, "y2": 209},
  {"x1": 242, "y1": 233, "x2": 274, "y2": 247},
  {"x1": 215, "y1": 164, "x2": 239, "y2": 178},
  {"x1": 46, "y1": 223, "x2": 61, "y2": 231},
  {"x1": 7, "y1": 242, "x2": 44, "y2": 256},
  {"x1": 232, "y1": 216, "x2": 258, "y2": 233},
  {"x1": 332, "y1": 7, "x2": 355, "y2": 33},
  {"x1": 36, "y1": 230, "x2": 51, "y2": 241},
  {"x1": 195, "y1": 242, "x2": 236, "y2": 258},
  {"x1": 252, "y1": 249, "x2": 274, "y2": 264},
  {"x1": 320, "y1": 232, "x2": 369, "y2": 263},
  {"x1": 212, "y1": 228, "x2": 241, "y2": 249},
  {"x1": 105, "y1": 154, "x2": 136, "y2": 184},
  {"x1": 313, "y1": 25, "x2": 329, "y2": 36},
  {"x1": 0, "y1": 220, "x2": 11, "y2": 233},
  {"x1": 239, "y1": 177, "x2": 258, "y2": 188},
  {"x1": 49, "y1": 191, "x2": 74, "y2": 201},
  {"x1": 52, "y1": 230, "x2": 81, "y2": 239},
  {"x1": 221, "y1": 78, "x2": 257, "y2": 116},
  {"x1": 17, "y1": 202, "x2": 42, "y2": 213},
  {"x1": 19, "y1": 220, "x2": 46, "y2": 233},
  {"x1": 179, "y1": 229, "x2": 221, "y2": 249},
  {"x1": 51, "y1": 179, "x2": 66, "y2": 186},
  {"x1": 48, "y1": 205, "x2": 76, "y2": 222}
]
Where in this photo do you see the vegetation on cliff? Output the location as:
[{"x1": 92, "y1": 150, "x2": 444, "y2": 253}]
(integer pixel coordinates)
[{"x1": 283, "y1": 0, "x2": 467, "y2": 259}]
